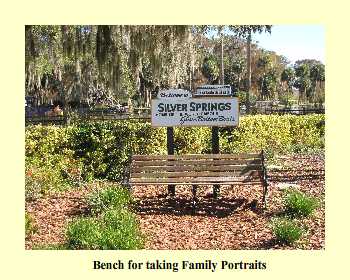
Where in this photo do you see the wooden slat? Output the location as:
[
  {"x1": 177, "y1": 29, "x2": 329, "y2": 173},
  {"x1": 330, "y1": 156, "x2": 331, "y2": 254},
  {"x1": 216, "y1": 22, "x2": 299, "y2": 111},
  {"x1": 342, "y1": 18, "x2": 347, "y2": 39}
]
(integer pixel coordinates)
[
  {"x1": 132, "y1": 153, "x2": 261, "y2": 161},
  {"x1": 131, "y1": 170, "x2": 261, "y2": 179},
  {"x1": 129, "y1": 176, "x2": 261, "y2": 184},
  {"x1": 131, "y1": 164, "x2": 262, "y2": 173},
  {"x1": 132, "y1": 159, "x2": 262, "y2": 167},
  {"x1": 130, "y1": 181, "x2": 262, "y2": 186}
]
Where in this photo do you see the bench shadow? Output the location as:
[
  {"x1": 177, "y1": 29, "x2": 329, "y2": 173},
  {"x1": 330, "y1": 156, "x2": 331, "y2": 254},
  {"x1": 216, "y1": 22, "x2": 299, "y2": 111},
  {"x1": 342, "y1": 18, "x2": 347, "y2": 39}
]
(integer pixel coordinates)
[{"x1": 133, "y1": 196, "x2": 259, "y2": 218}]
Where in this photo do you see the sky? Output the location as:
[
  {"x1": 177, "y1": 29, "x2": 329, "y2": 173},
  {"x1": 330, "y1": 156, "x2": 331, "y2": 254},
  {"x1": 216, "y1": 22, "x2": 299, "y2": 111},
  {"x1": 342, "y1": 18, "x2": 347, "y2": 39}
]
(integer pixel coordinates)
[{"x1": 252, "y1": 25, "x2": 325, "y2": 65}]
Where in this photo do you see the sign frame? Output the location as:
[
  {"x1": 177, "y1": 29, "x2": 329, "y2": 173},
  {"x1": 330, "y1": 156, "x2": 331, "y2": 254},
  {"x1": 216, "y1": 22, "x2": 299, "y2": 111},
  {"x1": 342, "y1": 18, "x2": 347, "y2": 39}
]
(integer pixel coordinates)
[{"x1": 151, "y1": 96, "x2": 239, "y2": 127}]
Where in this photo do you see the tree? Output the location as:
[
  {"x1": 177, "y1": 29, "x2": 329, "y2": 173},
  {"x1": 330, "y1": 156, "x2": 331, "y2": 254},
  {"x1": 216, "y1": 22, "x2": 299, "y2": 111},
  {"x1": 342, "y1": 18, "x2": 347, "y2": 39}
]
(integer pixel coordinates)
[
  {"x1": 228, "y1": 25, "x2": 272, "y2": 112},
  {"x1": 25, "y1": 25, "x2": 195, "y2": 107},
  {"x1": 281, "y1": 67, "x2": 295, "y2": 93},
  {"x1": 202, "y1": 55, "x2": 220, "y2": 84},
  {"x1": 294, "y1": 63, "x2": 311, "y2": 104},
  {"x1": 310, "y1": 63, "x2": 325, "y2": 104}
]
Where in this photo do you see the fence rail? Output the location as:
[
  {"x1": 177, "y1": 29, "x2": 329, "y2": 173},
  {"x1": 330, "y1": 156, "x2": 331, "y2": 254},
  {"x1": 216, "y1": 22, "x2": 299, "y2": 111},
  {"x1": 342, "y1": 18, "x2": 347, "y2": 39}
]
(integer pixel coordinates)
[
  {"x1": 260, "y1": 108, "x2": 325, "y2": 115},
  {"x1": 25, "y1": 107, "x2": 324, "y2": 126}
]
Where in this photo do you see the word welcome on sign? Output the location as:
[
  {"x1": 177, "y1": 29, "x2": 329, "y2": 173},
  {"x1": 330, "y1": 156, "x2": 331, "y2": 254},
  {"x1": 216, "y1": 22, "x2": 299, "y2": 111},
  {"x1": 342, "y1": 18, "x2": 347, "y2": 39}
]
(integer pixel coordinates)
[{"x1": 152, "y1": 97, "x2": 239, "y2": 127}]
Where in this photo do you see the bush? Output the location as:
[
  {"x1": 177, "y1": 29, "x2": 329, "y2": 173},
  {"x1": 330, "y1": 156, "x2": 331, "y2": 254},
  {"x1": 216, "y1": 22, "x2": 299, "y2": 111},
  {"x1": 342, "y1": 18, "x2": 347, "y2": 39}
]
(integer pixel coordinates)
[
  {"x1": 70, "y1": 121, "x2": 167, "y2": 181},
  {"x1": 25, "y1": 212, "x2": 37, "y2": 237},
  {"x1": 272, "y1": 218, "x2": 304, "y2": 245},
  {"x1": 174, "y1": 127, "x2": 211, "y2": 154},
  {"x1": 25, "y1": 115, "x2": 324, "y2": 185},
  {"x1": 66, "y1": 209, "x2": 144, "y2": 250},
  {"x1": 284, "y1": 189, "x2": 319, "y2": 217},
  {"x1": 87, "y1": 185, "x2": 132, "y2": 215},
  {"x1": 99, "y1": 209, "x2": 144, "y2": 250},
  {"x1": 66, "y1": 218, "x2": 101, "y2": 249},
  {"x1": 25, "y1": 162, "x2": 67, "y2": 201}
]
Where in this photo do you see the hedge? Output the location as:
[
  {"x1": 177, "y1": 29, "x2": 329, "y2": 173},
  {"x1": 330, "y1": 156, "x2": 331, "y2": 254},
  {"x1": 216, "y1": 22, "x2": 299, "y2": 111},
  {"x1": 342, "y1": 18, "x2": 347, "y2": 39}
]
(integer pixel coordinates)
[{"x1": 25, "y1": 114, "x2": 324, "y2": 185}]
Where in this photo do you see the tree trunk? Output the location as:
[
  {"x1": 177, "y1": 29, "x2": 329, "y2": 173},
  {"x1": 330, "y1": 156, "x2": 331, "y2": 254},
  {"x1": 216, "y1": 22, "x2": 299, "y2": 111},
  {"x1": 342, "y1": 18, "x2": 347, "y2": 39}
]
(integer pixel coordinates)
[{"x1": 246, "y1": 31, "x2": 252, "y2": 113}]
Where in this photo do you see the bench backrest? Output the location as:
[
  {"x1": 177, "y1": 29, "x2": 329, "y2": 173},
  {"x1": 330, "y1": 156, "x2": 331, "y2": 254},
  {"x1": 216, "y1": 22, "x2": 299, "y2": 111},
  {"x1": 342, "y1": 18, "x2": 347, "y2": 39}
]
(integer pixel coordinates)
[{"x1": 128, "y1": 153, "x2": 264, "y2": 185}]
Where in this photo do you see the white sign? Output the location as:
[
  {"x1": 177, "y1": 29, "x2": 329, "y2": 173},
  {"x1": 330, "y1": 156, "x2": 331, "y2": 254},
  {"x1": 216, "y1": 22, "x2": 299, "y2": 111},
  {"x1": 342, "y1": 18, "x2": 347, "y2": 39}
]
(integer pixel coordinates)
[
  {"x1": 157, "y1": 89, "x2": 192, "y2": 99},
  {"x1": 195, "y1": 85, "x2": 232, "y2": 97},
  {"x1": 152, "y1": 97, "x2": 239, "y2": 127}
]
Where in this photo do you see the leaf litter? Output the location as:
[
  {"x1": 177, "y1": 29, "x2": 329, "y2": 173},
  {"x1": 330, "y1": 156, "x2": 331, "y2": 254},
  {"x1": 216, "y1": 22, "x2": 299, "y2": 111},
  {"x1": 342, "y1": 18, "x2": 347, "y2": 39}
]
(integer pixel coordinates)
[{"x1": 25, "y1": 154, "x2": 325, "y2": 250}]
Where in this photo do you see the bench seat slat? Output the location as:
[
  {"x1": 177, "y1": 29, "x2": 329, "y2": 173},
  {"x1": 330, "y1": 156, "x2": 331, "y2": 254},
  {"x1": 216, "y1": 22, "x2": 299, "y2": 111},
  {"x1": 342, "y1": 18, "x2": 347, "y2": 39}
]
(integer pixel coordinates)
[
  {"x1": 131, "y1": 159, "x2": 262, "y2": 167},
  {"x1": 131, "y1": 164, "x2": 262, "y2": 173},
  {"x1": 129, "y1": 176, "x2": 262, "y2": 184},
  {"x1": 129, "y1": 181, "x2": 262, "y2": 186},
  {"x1": 132, "y1": 153, "x2": 261, "y2": 161},
  {"x1": 131, "y1": 170, "x2": 262, "y2": 178}
]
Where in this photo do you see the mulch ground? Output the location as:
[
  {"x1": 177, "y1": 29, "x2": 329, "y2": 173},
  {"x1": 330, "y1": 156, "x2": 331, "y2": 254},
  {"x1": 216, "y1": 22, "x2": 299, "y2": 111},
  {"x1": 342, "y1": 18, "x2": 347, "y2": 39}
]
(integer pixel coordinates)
[{"x1": 25, "y1": 154, "x2": 325, "y2": 250}]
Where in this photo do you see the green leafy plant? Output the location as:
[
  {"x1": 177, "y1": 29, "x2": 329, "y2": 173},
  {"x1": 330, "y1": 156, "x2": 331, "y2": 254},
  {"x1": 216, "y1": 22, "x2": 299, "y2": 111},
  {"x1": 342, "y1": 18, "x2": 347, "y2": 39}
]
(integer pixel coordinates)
[
  {"x1": 272, "y1": 218, "x2": 304, "y2": 245},
  {"x1": 25, "y1": 163, "x2": 68, "y2": 201},
  {"x1": 66, "y1": 218, "x2": 101, "y2": 249},
  {"x1": 26, "y1": 115, "x2": 324, "y2": 186},
  {"x1": 25, "y1": 212, "x2": 38, "y2": 237},
  {"x1": 87, "y1": 185, "x2": 133, "y2": 215},
  {"x1": 284, "y1": 189, "x2": 319, "y2": 217},
  {"x1": 66, "y1": 209, "x2": 144, "y2": 250}
]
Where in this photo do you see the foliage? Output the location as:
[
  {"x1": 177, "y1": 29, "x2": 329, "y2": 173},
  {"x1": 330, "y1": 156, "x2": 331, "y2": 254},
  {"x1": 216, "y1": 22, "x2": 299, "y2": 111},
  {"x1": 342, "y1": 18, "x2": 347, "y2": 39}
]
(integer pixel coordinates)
[
  {"x1": 66, "y1": 208, "x2": 144, "y2": 250},
  {"x1": 220, "y1": 114, "x2": 324, "y2": 156},
  {"x1": 25, "y1": 160, "x2": 68, "y2": 201},
  {"x1": 25, "y1": 212, "x2": 38, "y2": 237},
  {"x1": 25, "y1": 125, "x2": 85, "y2": 200},
  {"x1": 271, "y1": 218, "x2": 304, "y2": 245},
  {"x1": 174, "y1": 127, "x2": 211, "y2": 154},
  {"x1": 87, "y1": 185, "x2": 133, "y2": 215},
  {"x1": 258, "y1": 69, "x2": 278, "y2": 99},
  {"x1": 25, "y1": 115, "x2": 324, "y2": 187},
  {"x1": 284, "y1": 189, "x2": 319, "y2": 217},
  {"x1": 70, "y1": 121, "x2": 167, "y2": 181},
  {"x1": 202, "y1": 55, "x2": 220, "y2": 83}
]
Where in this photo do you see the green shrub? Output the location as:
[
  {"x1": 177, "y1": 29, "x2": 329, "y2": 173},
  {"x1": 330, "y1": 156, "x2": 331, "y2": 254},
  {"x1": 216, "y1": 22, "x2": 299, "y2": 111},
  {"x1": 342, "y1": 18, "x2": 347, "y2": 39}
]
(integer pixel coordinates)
[
  {"x1": 284, "y1": 189, "x2": 319, "y2": 217},
  {"x1": 66, "y1": 209, "x2": 144, "y2": 250},
  {"x1": 25, "y1": 212, "x2": 37, "y2": 237},
  {"x1": 174, "y1": 127, "x2": 211, "y2": 154},
  {"x1": 25, "y1": 162, "x2": 68, "y2": 201},
  {"x1": 25, "y1": 115, "x2": 324, "y2": 184},
  {"x1": 87, "y1": 186, "x2": 132, "y2": 215},
  {"x1": 272, "y1": 218, "x2": 304, "y2": 245},
  {"x1": 66, "y1": 217, "x2": 101, "y2": 249},
  {"x1": 99, "y1": 209, "x2": 144, "y2": 250},
  {"x1": 70, "y1": 121, "x2": 167, "y2": 181}
]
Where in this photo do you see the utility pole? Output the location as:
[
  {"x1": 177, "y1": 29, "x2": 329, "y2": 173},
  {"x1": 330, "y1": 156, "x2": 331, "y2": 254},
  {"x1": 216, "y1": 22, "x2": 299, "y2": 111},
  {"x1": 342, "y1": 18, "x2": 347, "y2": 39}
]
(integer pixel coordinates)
[{"x1": 221, "y1": 36, "x2": 224, "y2": 85}]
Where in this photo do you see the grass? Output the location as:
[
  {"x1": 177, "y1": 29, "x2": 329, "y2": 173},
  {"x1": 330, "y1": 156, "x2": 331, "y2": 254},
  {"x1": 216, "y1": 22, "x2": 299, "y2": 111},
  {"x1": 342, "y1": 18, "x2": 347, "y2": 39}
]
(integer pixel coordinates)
[
  {"x1": 272, "y1": 218, "x2": 304, "y2": 245},
  {"x1": 66, "y1": 208, "x2": 144, "y2": 250},
  {"x1": 25, "y1": 212, "x2": 38, "y2": 237},
  {"x1": 284, "y1": 189, "x2": 319, "y2": 217},
  {"x1": 86, "y1": 185, "x2": 133, "y2": 215}
]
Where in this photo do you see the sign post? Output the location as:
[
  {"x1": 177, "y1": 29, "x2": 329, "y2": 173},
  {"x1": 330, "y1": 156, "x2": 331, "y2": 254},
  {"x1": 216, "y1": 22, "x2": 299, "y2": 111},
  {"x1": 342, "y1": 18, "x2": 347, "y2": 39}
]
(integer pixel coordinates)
[
  {"x1": 167, "y1": 127, "x2": 175, "y2": 196},
  {"x1": 151, "y1": 87, "x2": 239, "y2": 198}
]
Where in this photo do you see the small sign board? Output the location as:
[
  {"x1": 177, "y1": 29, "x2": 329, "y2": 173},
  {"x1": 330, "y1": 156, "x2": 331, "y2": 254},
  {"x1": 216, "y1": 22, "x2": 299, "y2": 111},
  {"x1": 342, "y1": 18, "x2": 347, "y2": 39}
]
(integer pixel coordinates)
[
  {"x1": 152, "y1": 97, "x2": 239, "y2": 127},
  {"x1": 157, "y1": 89, "x2": 192, "y2": 99},
  {"x1": 195, "y1": 85, "x2": 232, "y2": 97}
]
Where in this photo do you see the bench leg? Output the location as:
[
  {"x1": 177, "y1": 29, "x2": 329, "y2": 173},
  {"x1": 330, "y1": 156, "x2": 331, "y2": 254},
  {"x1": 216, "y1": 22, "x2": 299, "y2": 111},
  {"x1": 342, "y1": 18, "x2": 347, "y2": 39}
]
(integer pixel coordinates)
[
  {"x1": 262, "y1": 182, "x2": 268, "y2": 209},
  {"x1": 213, "y1": 184, "x2": 220, "y2": 199},
  {"x1": 168, "y1": 185, "x2": 175, "y2": 197},
  {"x1": 192, "y1": 185, "x2": 198, "y2": 212}
]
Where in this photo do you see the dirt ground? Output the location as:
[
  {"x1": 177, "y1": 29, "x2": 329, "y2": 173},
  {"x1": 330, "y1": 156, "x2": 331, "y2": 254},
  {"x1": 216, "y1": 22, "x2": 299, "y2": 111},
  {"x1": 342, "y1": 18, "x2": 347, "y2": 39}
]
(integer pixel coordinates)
[{"x1": 25, "y1": 154, "x2": 325, "y2": 250}]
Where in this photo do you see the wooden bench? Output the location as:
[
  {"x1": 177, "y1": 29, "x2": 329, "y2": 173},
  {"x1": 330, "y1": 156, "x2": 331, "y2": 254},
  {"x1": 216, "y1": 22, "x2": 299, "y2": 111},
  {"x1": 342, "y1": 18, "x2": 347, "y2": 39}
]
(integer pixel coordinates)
[{"x1": 123, "y1": 151, "x2": 268, "y2": 209}]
